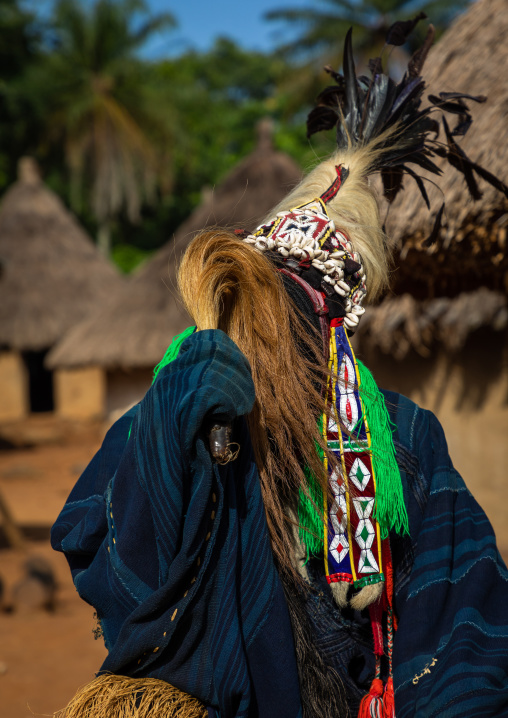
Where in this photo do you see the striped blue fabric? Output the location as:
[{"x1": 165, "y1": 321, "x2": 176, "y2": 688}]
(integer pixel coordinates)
[
  {"x1": 52, "y1": 330, "x2": 508, "y2": 717},
  {"x1": 51, "y1": 330, "x2": 301, "y2": 718},
  {"x1": 384, "y1": 390, "x2": 508, "y2": 717}
]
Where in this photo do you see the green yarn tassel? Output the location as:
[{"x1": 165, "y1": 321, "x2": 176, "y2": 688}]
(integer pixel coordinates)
[
  {"x1": 298, "y1": 416, "x2": 325, "y2": 559},
  {"x1": 126, "y1": 326, "x2": 196, "y2": 443},
  {"x1": 298, "y1": 467, "x2": 325, "y2": 560},
  {"x1": 152, "y1": 326, "x2": 196, "y2": 384},
  {"x1": 296, "y1": 358, "x2": 409, "y2": 559},
  {"x1": 357, "y1": 359, "x2": 409, "y2": 539}
]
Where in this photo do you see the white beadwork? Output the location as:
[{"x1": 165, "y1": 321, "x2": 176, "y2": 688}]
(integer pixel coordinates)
[{"x1": 241, "y1": 200, "x2": 368, "y2": 330}]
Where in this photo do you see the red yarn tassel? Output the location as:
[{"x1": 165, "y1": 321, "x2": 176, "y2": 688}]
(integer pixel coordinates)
[
  {"x1": 358, "y1": 676, "x2": 396, "y2": 718},
  {"x1": 383, "y1": 677, "x2": 395, "y2": 717},
  {"x1": 382, "y1": 538, "x2": 398, "y2": 631},
  {"x1": 368, "y1": 601, "x2": 384, "y2": 657},
  {"x1": 359, "y1": 541, "x2": 399, "y2": 717},
  {"x1": 358, "y1": 678, "x2": 384, "y2": 718}
]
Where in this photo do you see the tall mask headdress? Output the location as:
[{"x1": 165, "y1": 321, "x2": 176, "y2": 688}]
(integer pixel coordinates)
[
  {"x1": 241, "y1": 164, "x2": 366, "y2": 329},
  {"x1": 235, "y1": 17, "x2": 508, "y2": 717}
]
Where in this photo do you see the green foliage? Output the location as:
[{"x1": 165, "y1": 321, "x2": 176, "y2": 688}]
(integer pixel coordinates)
[
  {"x1": 266, "y1": 0, "x2": 473, "y2": 62},
  {"x1": 27, "y1": 0, "x2": 176, "y2": 255},
  {"x1": 154, "y1": 39, "x2": 291, "y2": 183},
  {"x1": 0, "y1": 0, "x2": 44, "y2": 191},
  {"x1": 0, "y1": 0, "x2": 470, "y2": 265},
  {"x1": 116, "y1": 38, "x2": 327, "y2": 251},
  {"x1": 0, "y1": 0, "x2": 39, "y2": 79},
  {"x1": 111, "y1": 243, "x2": 153, "y2": 273}
]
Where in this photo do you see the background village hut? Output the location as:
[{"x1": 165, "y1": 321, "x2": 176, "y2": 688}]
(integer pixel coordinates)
[
  {"x1": 0, "y1": 158, "x2": 125, "y2": 422},
  {"x1": 354, "y1": 0, "x2": 508, "y2": 526},
  {"x1": 47, "y1": 121, "x2": 302, "y2": 417}
]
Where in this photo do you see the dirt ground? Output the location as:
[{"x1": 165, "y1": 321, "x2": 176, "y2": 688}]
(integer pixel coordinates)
[
  {"x1": 0, "y1": 420, "x2": 107, "y2": 718},
  {"x1": 0, "y1": 415, "x2": 507, "y2": 718}
]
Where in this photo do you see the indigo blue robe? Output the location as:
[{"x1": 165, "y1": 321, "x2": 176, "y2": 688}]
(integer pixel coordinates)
[{"x1": 52, "y1": 329, "x2": 508, "y2": 717}]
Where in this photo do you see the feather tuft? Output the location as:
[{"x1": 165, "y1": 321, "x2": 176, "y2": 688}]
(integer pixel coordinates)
[
  {"x1": 306, "y1": 22, "x2": 508, "y2": 246},
  {"x1": 422, "y1": 203, "x2": 445, "y2": 247},
  {"x1": 408, "y1": 24, "x2": 435, "y2": 77},
  {"x1": 385, "y1": 12, "x2": 427, "y2": 47}
]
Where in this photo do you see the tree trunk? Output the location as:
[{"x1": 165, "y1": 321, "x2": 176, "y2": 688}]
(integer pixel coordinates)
[
  {"x1": 0, "y1": 488, "x2": 25, "y2": 551},
  {"x1": 97, "y1": 221, "x2": 111, "y2": 257}
]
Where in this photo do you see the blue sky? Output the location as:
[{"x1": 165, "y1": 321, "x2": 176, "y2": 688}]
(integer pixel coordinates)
[
  {"x1": 145, "y1": 0, "x2": 308, "y2": 56},
  {"x1": 27, "y1": 0, "x2": 309, "y2": 58}
]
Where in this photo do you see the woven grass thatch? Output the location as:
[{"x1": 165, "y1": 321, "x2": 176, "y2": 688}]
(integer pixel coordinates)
[
  {"x1": 355, "y1": 288, "x2": 507, "y2": 358},
  {"x1": 383, "y1": 0, "x2": 508, "y2": 297},
  {"x1": 361, "y1": 0, "x2": 508, "y2": 356},
  {"x1": 47, "y1": 122, "x2": 302, "y2": 369},
  {"x1": 0, "y1": 158, "x2": 123, "y2": 352}
]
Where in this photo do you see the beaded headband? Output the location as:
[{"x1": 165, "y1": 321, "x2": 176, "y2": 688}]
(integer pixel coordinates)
[{"x1": 237, "y1": 166, "x2": 367, "y2": 331}]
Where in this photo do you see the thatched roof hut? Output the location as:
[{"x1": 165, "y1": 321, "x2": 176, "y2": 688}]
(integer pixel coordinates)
[
  {"x1": 356, "y1": 3, "x2": 508, "y2": 532},
  {"x1": 48, "y1": 121, "x2": 302, "y2": 370},
  {"x1": 0, "y1": 158, "x2": 123, "y2": 352},
  {"x1": 387, "y1": 0, "x2": 508, "y2": 290},
  {"x1": 358, "y1": 0, "x2": 508, "y2": 356},
  {"x1": 357, "y1": 288, "x2": 507, "y2": 358}
]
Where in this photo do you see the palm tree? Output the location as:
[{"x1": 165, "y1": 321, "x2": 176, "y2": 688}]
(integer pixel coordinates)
[
  {"x1": 266, "y1": 0, "x2": 472, "y2": 62},
  {"x1": 0, "y1": 0, "x2": 43, "y2": 187},
  {"x1": 36, "y1": 0, "x2": 176, "y2": 255},
  {"x1": 265, "y1": 0, "x2": 472, "y2": 126}
]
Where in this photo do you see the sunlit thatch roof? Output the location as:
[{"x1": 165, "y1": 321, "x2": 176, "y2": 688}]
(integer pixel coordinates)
[
  {"x1": 48, "y1": 122, "x2": 302, "y2": 369},
  {"x1": 383, "y1": 0, "x2": 508, "y2": 297},
  {"x1": 356, "y1": 288, "x2": 507, "y2": 358},
  {"x1": 359, "y1": 0, "x2": 508, "y2": 357},
  {"x1": 0, "y1": 158, "x2": 123, "y2": 352}
]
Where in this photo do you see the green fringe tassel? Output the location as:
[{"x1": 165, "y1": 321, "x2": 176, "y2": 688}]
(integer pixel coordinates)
[
  {"x1": 152, "y1": 326, "x2": 196, "y2": 384},
  {"x1": 298, "y1": 467, "x2": 325, "y2": 560},
  {"x1": 297, "y1": 360, "x2": 409, "y2": 553},
  {"x1": 356, "y1": 359, "x2": 410, "y2": 539},
  {"x1": 127, "y1": 326, "x2": 197, "y2": 442},
  {"x1": 298, "y1": 416, "x2": 325, "y2": 559}
]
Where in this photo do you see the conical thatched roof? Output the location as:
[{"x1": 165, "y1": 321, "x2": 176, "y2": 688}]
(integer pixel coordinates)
[
  {"x1": 356, "y1": 288, "x2": 507, "y2": 358},
  {"x1": 356, "y1": 0, "x2": 508, "y2": 357},
  {"x1": 0, "y1": 158, "x2": 123, "y2": 352},
  {"x1": 384, "y1": 0, "x2": 508, "y2": 297},
  {"x1": 48, "y1": 122, "x2": 302, "y2": 369}
]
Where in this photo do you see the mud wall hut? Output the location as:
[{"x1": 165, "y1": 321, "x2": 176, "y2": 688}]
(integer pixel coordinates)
[
  {"x1": 354, "y1": 0, "x2": 508, "y2": 543},
  {"x1": 0, "y1": 158, "x2": 125, "y2": 421},
  {"x1": 47, "y1": 122, "x2": 302, "y2": 417}
]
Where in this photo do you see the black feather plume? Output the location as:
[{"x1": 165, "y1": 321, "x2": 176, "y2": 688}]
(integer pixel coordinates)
[
  {"x1": 452, "y1": 114, "x2": 473, "y2": 137},
  {"x1": 408, "y1": 25, "x2": 435, "y2": 78},
  {"x1": 306, "y1": 21, "x2": 508, "y2": 226},
  {"x1": 439, "y1": 91, "x2": 487, "y2": 103},
  {"x1": 306, "y1": 106, "x2": 339, "y2": 137},
  {"x1": 316, "y1": 84, "x2": 345, "y2": 108},
  {"x1": 340, "y1": 28, "x2": 362, "y2": 146},
  {"x1": 386, "y1": 12, "x2": 427, "y2": 47},
  {"x1": 404, "y1": 166, "x2": 431, "y2": 208},
  {"x1": 422, "y1": 203, "x2": 445, "y2": 247},
  {"x1": 467, "y1": 161, "x2": 508, "y2": 199},
  {"x1": 381, "y1": 166, "x2": 405, "y2": 203}
]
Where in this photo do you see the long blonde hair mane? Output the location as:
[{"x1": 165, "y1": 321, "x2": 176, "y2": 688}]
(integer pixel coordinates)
[{"x1": 266, "y1": 131, "x2": 400, "y2": 301}]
